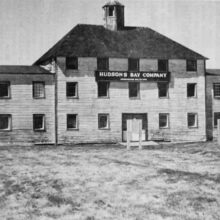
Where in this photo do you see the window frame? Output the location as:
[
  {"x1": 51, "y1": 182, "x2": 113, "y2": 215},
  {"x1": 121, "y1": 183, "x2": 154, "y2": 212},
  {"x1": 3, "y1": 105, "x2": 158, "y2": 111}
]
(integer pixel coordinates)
[
  {"x1": 0, "y1": 114, "x2": 12, "y2": 131},
  {"x1": 186, "y1": 60, "x2": 197, "y2": 72},
  {"x1": 97, "y1": 57, "x2": 109, "y2": 71},
  {"x1": 159, "y1": 113, "x2": 170, "y2": 129},
  {"x1": 187, "y1": 113, "x2": 198, "y2": 128},
  {"x1": 214, "y1": 112, "x2": 220, "y2": 128},
  {"x1": 66, "y1": 56, "x2": 78, "y2": 70},
  {"x1": 187, "y1": 83, "x2": 197, "y2": 98},
  {"x1": 33, "y1": 114, "x2": 46, "y2": 132},
  {"x1": 128, "y1": 82, "x2": 140, "y2": 99},
  {"x1": 98, "y1": 114, "x2": 110, "y2": 130},
  {"x1": 33, "y1": 81, "x2": 45, "y2": 99},
  {"x1": 213, "y1": 83, "x2": 220, "y2": 98},
  {"x1": 158, "y1": 59, "x2": 168, "y2": 72},
  {"x1": 158, "y1": 82, "x2": 169, "y2": 98},
  {"x1": 108, "y1": 6, "x2": 114, "y2": 16},
  {"x1": 66, "y1": 82, "x2": 78, "y2": 99},
  {"x1": 128, "y1": 58, "x2": 139, "y2": 72},
  {"x1": 0, "y1": 81, "x2": 11, "y2": 99},
  {"x1": 67, "y1": 114, "x2": 78, "y2": 130},
  {"x1": 97, "y1": 81, "x2": 110, "y2": 98}
]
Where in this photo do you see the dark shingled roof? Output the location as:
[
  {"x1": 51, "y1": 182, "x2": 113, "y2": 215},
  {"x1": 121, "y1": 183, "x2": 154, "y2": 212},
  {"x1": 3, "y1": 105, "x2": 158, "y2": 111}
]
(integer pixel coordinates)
[
  {"x1": 206, "y1": 69, "x2": 220, "y2": 76},
  {"x1": 34, "y1": 24, "x2": 207, "y2": 65},
  {"x1": 0, "y1": 65, "x2": 52, "y2": 74},
  {"x1": 103, "y1": 0, "x2": 124, "y2": 7}
]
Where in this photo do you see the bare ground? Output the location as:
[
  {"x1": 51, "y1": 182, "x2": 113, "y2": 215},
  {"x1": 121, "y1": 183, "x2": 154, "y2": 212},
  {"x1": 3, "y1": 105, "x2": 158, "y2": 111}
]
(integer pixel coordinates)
[{"x1": 0, "y1": 142, "x2": 220, "y2": 220}]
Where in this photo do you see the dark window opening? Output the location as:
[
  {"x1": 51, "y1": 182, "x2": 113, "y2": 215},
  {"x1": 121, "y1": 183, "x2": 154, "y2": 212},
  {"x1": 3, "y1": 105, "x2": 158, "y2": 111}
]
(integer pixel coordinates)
[
  {"x1": 0, "y1": 114, "x2": 11, "y2": 130},
  {"x1": 98, "y1": 81, "x2": 109, "y2": 98},
  {"x1": 109, "y1": 7, "x2": 114, "y2": 16},
  {"x1": 97, "y1": 58, "x2": 109, "y2": 71},
  {"x1": 128, "y1": 58, "x2": 139, "y2": 72},
  {"x1": 0, "y1": 82, "x2": 10, "y2": 98},
  {"x1": 33, "y1": 82, "x2": 45, "y2": 98},
  {"x1": 66, "y1": 82, "x2": 78, "y2": 98},
  {"x1": 98, "y1": 114, "x2": 109, "y2": 129},
  {"x1": 67, "y1": 114, "x2": 78, "y2": 129},
  {"x1": 214, "y1": 112, "x2": 220, "y2": 128},
  {"x1": 33, "y1": 114, "x2": 45, "y2": 131},
  {"x1": 213, "y1": 83, "x2": 220, "y2": 97},
  {"x1": 187, "y1": 83, "x2": 197, "y2": 97},
  {"x1": 66, "y1": 57, "x2": 78, "y2": 70},
  {"x1": 129, "y1": 82, "x2": 140, "y2": 98},
  {"x1": 158, "y1": 60, "x2": 168, "y2": 72},
  {"x1": 188, "y1": 113, "x2": 198, "y2": 128},
  {"x1": 187, "y1": 60, "x2": 197, "y2": 71},
  {"x1": 158, "y1": 83, "x2": 169, "y2": 98},
  {"x1": 159, "y1": 113, "x2": 169, "y2": 128}
]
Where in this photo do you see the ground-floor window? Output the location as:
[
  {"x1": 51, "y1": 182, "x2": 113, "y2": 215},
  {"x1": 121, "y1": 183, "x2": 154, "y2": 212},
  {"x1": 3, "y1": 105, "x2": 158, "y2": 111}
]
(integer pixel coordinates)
[
  {"x1": 67, "y1": 114, "x2": 78, "y2": 130},
  {"x1": 0, "y1": 114, "x2": 11, "y2": 131},
  {"x1": 129, "y1": 82, "x2": 140, "y2": 99},
  {"x1": 159, "y1": 113, "x2": 169, "y2": 128},
  {"x1": 214, "y1": 112, "x2": 220, "y2": 128},
  {"x1": 187, "y1": 113, "x2": 198, "y2": 128},
  {"x1": 33, "y1": 114, "x2": 45, "y2": 131},
  {"x1": 98, "y1": 114, "x2": 110, "y2": 130}
]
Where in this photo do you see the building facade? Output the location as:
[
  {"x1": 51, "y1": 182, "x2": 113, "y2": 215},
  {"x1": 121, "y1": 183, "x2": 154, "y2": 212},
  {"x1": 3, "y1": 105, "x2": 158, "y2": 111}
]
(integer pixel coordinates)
[{"x1": 0, "y1": 1, "x2": 219, "y2": 144}]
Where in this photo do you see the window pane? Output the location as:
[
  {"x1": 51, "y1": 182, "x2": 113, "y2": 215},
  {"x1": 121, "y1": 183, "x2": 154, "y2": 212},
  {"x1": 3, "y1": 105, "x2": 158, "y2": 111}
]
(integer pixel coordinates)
[
  {"x1": 97, "y1": 58, "x2": 109, "y2": 70},
  {"x1": 33, "y1": 115, "x2": 44, "y2": 130},
  {"x1": 213, "y1": 84, "x2": 220, "y2": 97},
  {"x1": 188, "y1": 113, "x2": 197, "y2": 127},
  {"x1": 109, "y1": 7, "x2": 114, "y2": 16},
  {"x1": 33, "y1": 82, "x2": 45, "y2": 98},
  {"x1": 128, "y1": 58, "x2": 139, "y2": 71},
  {"x1": 67, "y1": 114, "x2": 77, "y2": 129},
  {"x1": 187, "y1": 60, "x2": 197, "y2": 71},
  {"x1": 66, "y1": 57, "x2": 78, "y2": 69},
  {"x1": 187, "y1": 84, "x2": 196, "y2": 97},
  {"x1": 129, "y1": 82, "x2": 139, "y2": 98},
  {"x1": 98, "y1": 82, "x2": 109, "y2": 97},
  {"x1": 98, "y1": 114, "x2": 109, "y2": 129},
  {"x1": 66, "y1": 82, "x2": 77, "y2": 97},
  {"x1": 158, "y1": 60, "x2": 168, "y2": 71},
  {"x1": 158, "y1": 83, "x2": 168, "y2": 97},
  {"x1": 0, "y1": 82, "x2": 9, "y2": 98},
  {"x1": 0, "y1": 115, "x2": 10, "y2": 130},
  {"x1": 159, "y1": 114, "x2": 169, "y2": 128},
  {"x1": 214, "y1": 112, "x2": 220, "y2": 127}
]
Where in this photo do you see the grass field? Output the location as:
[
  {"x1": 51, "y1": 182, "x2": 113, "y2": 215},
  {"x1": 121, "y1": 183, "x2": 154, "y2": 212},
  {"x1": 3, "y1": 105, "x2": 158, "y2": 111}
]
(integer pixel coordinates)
[{"x1": 0, "y1": 142, "x2": 220, "y2": 220}]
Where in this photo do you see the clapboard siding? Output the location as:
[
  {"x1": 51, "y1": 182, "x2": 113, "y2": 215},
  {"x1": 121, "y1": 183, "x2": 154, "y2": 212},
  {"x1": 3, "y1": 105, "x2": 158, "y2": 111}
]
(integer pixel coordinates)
[
  {"x1": 0, "y1": 74, "x2": 55, "y2": 144},
  {"x1": 56, "y1": 57, "x2": 206, "y2": 143}
]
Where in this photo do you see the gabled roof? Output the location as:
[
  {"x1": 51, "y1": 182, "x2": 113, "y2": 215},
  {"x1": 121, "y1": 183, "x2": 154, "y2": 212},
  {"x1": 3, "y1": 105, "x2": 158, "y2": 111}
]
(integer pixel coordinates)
[
  {"x1": 0, "y1": 65, "x2": 52, "y2": 74},
  {"x1": 34, "y1": 24, "x2": 207, "y2": 65},
  {"x1": 206, "y1": 69, "x2": 220, "y2": 76}
]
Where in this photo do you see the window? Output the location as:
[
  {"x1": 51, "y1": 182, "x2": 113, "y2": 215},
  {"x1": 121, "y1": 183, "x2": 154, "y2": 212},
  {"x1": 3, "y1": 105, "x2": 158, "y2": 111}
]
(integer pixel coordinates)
[
  {"x1": 109, "y1": 6, "x2": 114, "y2": 16},
  {"x1": 187, "y1": 113, "x2": 198, "y2": 128},
  {"x1": 128, "y1": 58, "x2": 139, "y2": 72},
  {"x1": 33, "y1": 114, "x2": 45, "y2": 131},
  {"x1": 187, "y1": 83, "x2": 197, "y2": 98},
  {"x1": 0, "y1": 82, "x2": 10, "y2": 98},
  {"x1": 159, "y1": 113, "x2": 169, "y2": 129},
  {"x1": 0, "y1": 114, "x2": 11, "y2": 131},
  {"x1": 98, "y1": 81, "x2": 109, "y2": 98},
  {"x1": 66, "y1": 82, "x2": 78, "y2": 98},
  {"x1": 33, "y1": 82, "x2": 45, "y2": 98},
  {"x1": 129, "y1": 82, "x2": 140, "y2": 98},
  {"x1": 158, "y1": 60, "x2": 168, "y2": 72},
  {"x1": 186, "y1": 60, "x2": 197, "y2": 71},
  {"x1": 97, "y1": 58, "x2": 109, "y2": 71},
  {"x1": 158, "y1": 83, "x2": 169, "y2": 98},
  {"x1": 98, "y1": 114, "x2": 110, "y2": 129},
  {"x1": 66, "y1": 57, "x2": 78, "y2": 70},
  {"x1": 213, "y1": 83, "x2": 220, "y2": 98},
  {"x1": 67, "y1": 114, "x2": 78, "y2": 130},
  {"x1": 214, "y1": 112, "x2": 220, "y2": 128}
]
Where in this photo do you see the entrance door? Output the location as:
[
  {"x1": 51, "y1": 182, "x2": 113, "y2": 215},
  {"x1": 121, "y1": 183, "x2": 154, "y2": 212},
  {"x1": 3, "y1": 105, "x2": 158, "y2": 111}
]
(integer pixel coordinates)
[{"x1": 122, "y1": 114, "x2": 147, "y2": 142}]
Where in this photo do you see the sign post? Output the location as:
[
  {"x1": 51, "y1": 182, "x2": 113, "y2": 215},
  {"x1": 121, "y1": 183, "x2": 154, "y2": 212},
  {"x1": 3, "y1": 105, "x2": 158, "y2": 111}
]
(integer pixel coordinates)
[{"x1": 218, "y1": 119, "x2": 220, "y2": 146}]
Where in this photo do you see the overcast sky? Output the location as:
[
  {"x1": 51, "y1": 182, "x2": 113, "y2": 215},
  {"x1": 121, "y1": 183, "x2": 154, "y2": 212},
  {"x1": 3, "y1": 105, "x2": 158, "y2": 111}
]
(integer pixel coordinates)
[{"x1": 0, "y1": 0, "x2": 219, "y2": 68}]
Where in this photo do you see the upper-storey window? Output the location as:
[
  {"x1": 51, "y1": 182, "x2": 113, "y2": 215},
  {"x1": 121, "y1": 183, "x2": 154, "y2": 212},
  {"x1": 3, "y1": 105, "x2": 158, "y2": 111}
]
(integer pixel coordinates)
[
  {"x1": 187, "y1": 83, "x2": 197, "y2": 98},
  {"x1": 129, "y1": 82, "x2": 140, "y2": 99},
  {"x1": 213, "y1": 83, "x2": 220, "y2": 98},
  {"x1": 158, "y1": 60, "x2": 168, "y2": 72},
  {"x1": 0, "y1": 82, "x2": 10, "y2": 99},
  {"x1": 186, "y1": 60, "x2": 197, "y2": 71},
  {"x1": 98, "y1": 81, "x2": 109, "y2": 98},
  {"x1": 97, "y1": 58, "x2": 109, "y2": 71},
  {"x1": 66, "y1": 82, "x2": 78, "y2": 98},
  {"x1": 66, "y1": 57, "x2": 78, "y2": 70},
  {"x1": 33, "y1": 82, "x2": 45, "y2": 99},
  {"x1": 158, "y1": 82, "x2": 169, "y2": 98},
  {"x1": 109, "y1": 7, "x2": 114, "y2": 16},
  {"x1": 128, "y1": 58, "x2": 139, "y2": 72}
]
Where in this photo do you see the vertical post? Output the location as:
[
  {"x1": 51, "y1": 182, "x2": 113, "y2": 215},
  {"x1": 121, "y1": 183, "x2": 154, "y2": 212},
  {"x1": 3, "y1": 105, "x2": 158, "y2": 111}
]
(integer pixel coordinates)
[
  {"x1": 127, "y1": 120, "x2": 132, "y2": 150},
  {"x1": 138, "y1": 120, "x2": 142, "y2": 150},
  {"x1": 218, "y1": 119, "x2": 220, "y2": 146}
]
